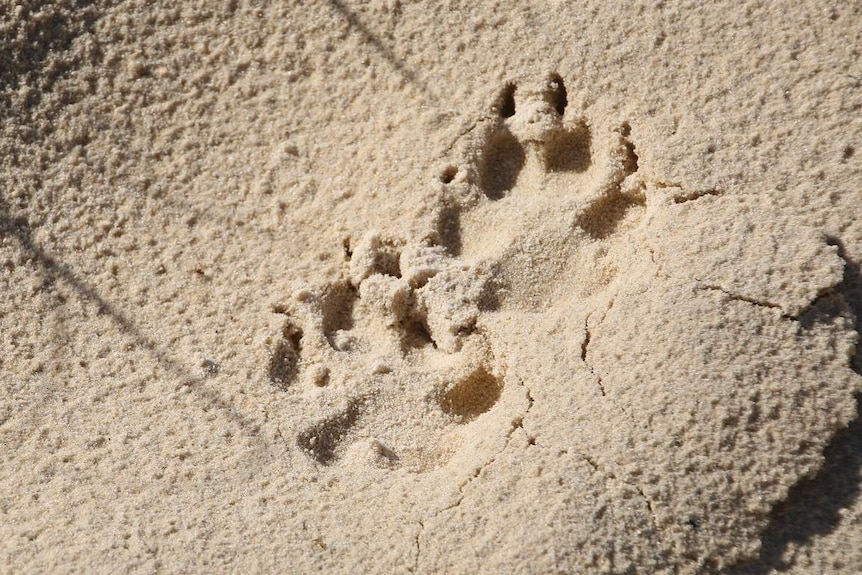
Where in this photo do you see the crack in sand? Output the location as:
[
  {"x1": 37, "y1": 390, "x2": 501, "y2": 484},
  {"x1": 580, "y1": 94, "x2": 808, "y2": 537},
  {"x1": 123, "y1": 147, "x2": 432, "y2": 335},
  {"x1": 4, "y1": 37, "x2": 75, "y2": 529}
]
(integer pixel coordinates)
[
  {"x1": 699, "y1": 284, "x2": 785, "y2": 313},
  {"x1": 697, "y1": 282, "x2": 839, "y2": 322},
  {"x1": 672, "y1": 188, "x2": 722, "y2": 204},
  {"x1": 697, "y1": 251, "x2": 846, "y2": 324},
  {"x1": 580, "y1": 316, "x2": 592, "y2": 361},
  {"x1": 579, "y1": 304, "x2": 647, "y2": 432},
  {"x1": 413, "y1": 519, "x2": 424, "y2": 573},
  {"x1": 580, "y1": 315, "x2": 605, "y2": 397},
  {"x1": 652, "y1": 180, "x2": 724, "y2": 204},
  {"x1": 432, "y1": 377, "x2": 535, "y2": 518},
  {"x1": 580, "y1": 453, "x2": 664, "y2": 548}
]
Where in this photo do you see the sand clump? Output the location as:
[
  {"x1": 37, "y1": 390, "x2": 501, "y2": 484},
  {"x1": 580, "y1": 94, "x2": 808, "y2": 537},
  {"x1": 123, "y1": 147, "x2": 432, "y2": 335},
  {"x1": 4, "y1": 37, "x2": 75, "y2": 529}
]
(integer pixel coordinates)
[{"x1": 1, "y1": 1, "x2": 861, "y2": 574}]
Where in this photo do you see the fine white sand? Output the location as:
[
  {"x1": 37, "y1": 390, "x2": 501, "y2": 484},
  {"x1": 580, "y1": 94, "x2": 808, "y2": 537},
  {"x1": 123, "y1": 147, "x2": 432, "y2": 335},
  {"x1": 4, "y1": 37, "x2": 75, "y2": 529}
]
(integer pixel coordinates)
[{"x1": 1, "y1": 1, "x2": 861, "y2": 573}]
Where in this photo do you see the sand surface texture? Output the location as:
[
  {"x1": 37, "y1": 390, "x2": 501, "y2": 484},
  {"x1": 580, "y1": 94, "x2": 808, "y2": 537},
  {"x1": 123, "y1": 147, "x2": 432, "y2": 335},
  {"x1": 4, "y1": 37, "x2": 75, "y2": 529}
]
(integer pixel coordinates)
[{"x1": 1, "y1": 1, "x2": 861, "y2": 573}]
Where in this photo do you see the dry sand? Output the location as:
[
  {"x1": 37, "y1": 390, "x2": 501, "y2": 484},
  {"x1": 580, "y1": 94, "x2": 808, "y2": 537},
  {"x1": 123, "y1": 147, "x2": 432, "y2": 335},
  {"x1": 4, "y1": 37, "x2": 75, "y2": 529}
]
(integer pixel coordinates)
[{"x1": 1, "y1": 1, "x2": 861, "y2": 573}]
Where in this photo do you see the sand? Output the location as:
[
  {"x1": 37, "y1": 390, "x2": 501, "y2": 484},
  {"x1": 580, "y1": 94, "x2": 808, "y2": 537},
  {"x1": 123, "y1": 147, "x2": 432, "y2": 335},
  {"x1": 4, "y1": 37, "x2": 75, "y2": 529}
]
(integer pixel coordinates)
[{"x1": 1, "y1": 1, "x2": 861, "y2": 573}]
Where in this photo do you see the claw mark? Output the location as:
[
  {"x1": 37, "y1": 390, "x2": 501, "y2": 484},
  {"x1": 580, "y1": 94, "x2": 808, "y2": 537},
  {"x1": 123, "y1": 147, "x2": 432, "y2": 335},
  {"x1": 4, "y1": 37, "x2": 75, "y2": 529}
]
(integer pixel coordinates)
[
  {"x1": 546, "y1": 73, "x2": 568, "y2": 116},
  {"x1": 495, "y1": 82, "x2": 517, "y2": 118}
]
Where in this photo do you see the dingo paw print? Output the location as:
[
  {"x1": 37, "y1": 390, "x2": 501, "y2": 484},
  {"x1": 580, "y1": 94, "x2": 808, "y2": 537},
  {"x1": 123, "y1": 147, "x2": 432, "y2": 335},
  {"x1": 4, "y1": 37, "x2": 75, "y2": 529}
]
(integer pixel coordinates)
[{"x1": 267, "y1": 232, "x2": 527, "y2": 472}]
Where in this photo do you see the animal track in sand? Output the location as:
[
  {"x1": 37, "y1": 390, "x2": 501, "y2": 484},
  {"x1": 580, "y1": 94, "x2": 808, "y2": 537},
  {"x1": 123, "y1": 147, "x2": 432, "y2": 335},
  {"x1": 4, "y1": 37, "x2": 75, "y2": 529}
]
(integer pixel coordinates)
[
  {"x1": 264, "y1": 73, "x2": 860, "y2": 571},
  {"x1": 431, "y1": 73, "x2": 646, "y2": 312},
  {"x1": 267, "y1": 232, "x2": 514, "y2": 472},
  {"x1": 266, "y1": 73, "x2": 644, "y2": 473}
]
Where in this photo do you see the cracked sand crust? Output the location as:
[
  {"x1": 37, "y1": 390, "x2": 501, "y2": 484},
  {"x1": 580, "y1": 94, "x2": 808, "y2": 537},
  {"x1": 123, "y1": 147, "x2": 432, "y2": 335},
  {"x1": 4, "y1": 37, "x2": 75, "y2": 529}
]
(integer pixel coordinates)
[{"x1": 265, "y1": 74, "x2": 861, "y2": 573}]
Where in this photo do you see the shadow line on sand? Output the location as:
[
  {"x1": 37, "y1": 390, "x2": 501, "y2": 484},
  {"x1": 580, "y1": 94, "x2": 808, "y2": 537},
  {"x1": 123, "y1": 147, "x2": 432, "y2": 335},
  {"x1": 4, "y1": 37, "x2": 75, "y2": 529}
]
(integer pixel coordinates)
[
  {"x1": 0, "y1": 199, "x2": 262, "y2": 437},
  {"x1": 323, "y1": 0, "x2": 433, "y2": 99}
]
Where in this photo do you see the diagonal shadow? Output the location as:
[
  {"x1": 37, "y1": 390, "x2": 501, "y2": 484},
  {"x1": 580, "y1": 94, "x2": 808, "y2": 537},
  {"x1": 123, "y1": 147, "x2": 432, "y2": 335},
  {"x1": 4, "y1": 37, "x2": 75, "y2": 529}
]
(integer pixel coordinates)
[
  {"x1": 0, "y1": 198, "x2": 261, "y2": 435},
  {"x1": 323, "y1": 0, "x2": 433, "y2": 98},
  {"x1": 723, "y1": 237, "x2": 862, "y2": 574},
  {"x1": 0, "y1": 0, "x2": 101, "y2": 113}
]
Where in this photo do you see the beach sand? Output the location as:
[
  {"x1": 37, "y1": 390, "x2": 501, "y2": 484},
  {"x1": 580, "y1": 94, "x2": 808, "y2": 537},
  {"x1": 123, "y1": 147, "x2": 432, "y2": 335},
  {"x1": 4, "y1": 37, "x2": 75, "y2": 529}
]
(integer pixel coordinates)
[{"x1": 1, "y1": 1, "x2": 860, "y2": 573}]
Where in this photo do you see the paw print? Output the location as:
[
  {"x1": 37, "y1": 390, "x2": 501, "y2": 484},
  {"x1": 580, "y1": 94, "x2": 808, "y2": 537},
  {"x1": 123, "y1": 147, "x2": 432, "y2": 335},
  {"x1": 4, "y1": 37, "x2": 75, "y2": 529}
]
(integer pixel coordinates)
[
  {"x1": 267, "y1": 74, "x2": 649, "y2": 475},
  {"x1": 411, "y1": 73, "x2": 856, "y2": 569},
  {"x1": 268, "y1": 231, "x2": 526, "y2": 472},
  {"x1": 429, "y1": 73, "x2": 645, "y2": 312},
  {"x1": 266, "y1": 72, "x2": 858, "y2": 572}
]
